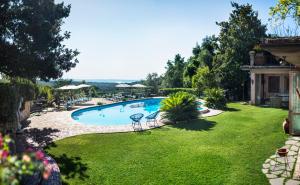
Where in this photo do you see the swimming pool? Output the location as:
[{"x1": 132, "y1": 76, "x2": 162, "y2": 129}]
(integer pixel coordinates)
[{"x1": 71, "y1": 98, "x2": 205, "y2": 126}]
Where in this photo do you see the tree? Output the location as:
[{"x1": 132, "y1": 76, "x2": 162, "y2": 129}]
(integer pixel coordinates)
[
  {"x1": 270, "y1": 0, "x2": 300, "y2": 25},
  {"x1": 201, "y1": 35, "x2": 218, "y2": 54},
  {"x1": 0, "y1": 0, "x2": 79, "y2": 81},
  {"x1": 270, "y1": 0, "x2": 300, "y2": 36},
  {"x1": 162, "y1": 54, "x2": 185, "y2": 88},
  {"x1": 144, "y1": 73, "x2": 162, "y2": 94},
  {"x1": 53, "y1": 79, "x2": 73, "y2": 88},
  {"x1": 183, "y1": 36, "x2": 217, "y2": 87},
  {"x1": 192, "y1": 43, "x2": 201, "y2": 56},
  {"x1": 192, "y1": 66, "x2": 217, "y2": 94},
  {"x1": 214, "y1": 2, "x2": 266, "y2": 99}
]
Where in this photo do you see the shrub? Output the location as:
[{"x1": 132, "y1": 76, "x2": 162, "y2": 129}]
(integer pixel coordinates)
[
  {"x1": 159, "y1": 88, "x2": 197, "y2": 96},
  {"x1": 160, "y1": 92, "x2": 199, "y2": 123},
  {"x1": 37, "y1": 85, "x2": 54, "y2": 103},
  {"x1": 204, "y1": 88, "x2": 227, "y2": 109},
  {"x1": 0, "y1": 81, "x2": 36, "y2": 132},
  {"x1": 0, "y1": 134, "x2": 51, "y2": 184},
  {"x1": 97, "y1": 102, "x2": 104, "y2": 106},
  {"x1": 192, "y1": 67, "x2": 217, "y2": 95}
]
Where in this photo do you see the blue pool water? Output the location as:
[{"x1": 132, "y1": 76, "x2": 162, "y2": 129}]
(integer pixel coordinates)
[{"x1": 72, "y1": 98, "x2": 203, "y2": 126}]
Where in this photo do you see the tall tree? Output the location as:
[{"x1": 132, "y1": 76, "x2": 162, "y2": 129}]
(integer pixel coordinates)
[
  {"x1": 214, "y1": 2, "x2": 266, "y2": 99},
  {"x1": 0, "y1": 0, "x2": 79, "y2": 81},
  {"x1": 144, "y1": 73, "x2": 162, "y2": 94},
  {"x1": 270, "y1": 0, "x2": 300, "y2": 25},
  {"x1": 270, "y1": 0, "x2": 300, "y2": 36},
  {"x1": 183, "y1": 36, "x2": 217, "y2": 87},
  {"x1": 162, "y1": 54, "x2": 185, "y2": 88},
  {"x1": 201, "y1": 35, "x2": 218, "y2": 54}
]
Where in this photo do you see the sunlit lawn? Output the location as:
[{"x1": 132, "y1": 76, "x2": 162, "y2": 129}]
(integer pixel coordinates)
[{"x1": 46, "y1": 103, "x2": 287, "y2": 185}]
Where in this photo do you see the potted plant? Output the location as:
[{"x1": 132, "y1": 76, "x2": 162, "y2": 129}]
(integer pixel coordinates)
[{"x1": 253, "y1": 45, "x2": 267, "y2": 65}]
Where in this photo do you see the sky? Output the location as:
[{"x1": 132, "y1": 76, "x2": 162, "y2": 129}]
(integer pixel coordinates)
[{"x1": 58, "y1": 0, "x2": 277, "y2": 80}]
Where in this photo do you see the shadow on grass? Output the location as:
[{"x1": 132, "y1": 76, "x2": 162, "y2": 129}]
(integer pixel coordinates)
[
  {"x1": 53, "y1": 153, "x2": 89, "y2": 185},
  {"x1": 169, "y1": 119, "x2": 216, "y2": 131},
  {"x1": 224, "y1": 107, "x2": 240, "y2": 112},
  {"x1": 135, "y1": 130, "x2": 152, "y2": 135},
  {"x1": 15, "y1": 127, "x2": 60, "y2": 153},
  {"x1": 23, "y1": 127, "x2": 60, "y2": 148}
]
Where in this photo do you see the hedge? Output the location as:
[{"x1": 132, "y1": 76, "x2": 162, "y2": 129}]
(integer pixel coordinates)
[
  {"x1": 159, "y1": 88, "x2": 198, "y2": 96},
  {"x1": 0, "y1": 80, "x2": 36, "y2": 132}
]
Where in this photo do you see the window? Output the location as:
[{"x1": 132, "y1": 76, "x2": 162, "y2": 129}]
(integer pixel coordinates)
[
  {"x1": 284, "y1": 76, "x2": 289, "y2": 93},
  {"x1": 268, "y1": 76, "x2": 280, "y2": 93}
]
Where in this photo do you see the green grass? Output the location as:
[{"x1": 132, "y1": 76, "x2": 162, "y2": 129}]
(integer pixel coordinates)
[{"x1": 46, "y1": 103, "x2": 288, "y2": 185}]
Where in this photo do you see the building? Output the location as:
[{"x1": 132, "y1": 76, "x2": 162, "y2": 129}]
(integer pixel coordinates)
[{"x1": 242, "y1": 37, "x2": 300, "y2": 135}]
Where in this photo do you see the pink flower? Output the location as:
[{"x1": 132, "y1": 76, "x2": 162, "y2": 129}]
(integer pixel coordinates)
[
  {"x1": 35, "y1": 150, "x2": 44, "y2": 160},
  {"x1": 0, "y1": 136, "x2": 3, "y2": 148},
  {"x1": 43, "y1": 159, "x2": 49, "y2": 166},
  {"x1": 1, "y1": 150, "x2": 9, "y2": 159}
]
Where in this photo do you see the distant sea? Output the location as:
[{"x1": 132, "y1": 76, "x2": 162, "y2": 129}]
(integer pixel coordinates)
[{"x1": 73, "y1": 79, "x2": 139, "y2": 84}]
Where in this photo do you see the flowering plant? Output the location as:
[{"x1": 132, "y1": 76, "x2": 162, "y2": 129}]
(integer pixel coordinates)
[{"x1": 0, "y1": 134, "x2": 51, "y2": 185}]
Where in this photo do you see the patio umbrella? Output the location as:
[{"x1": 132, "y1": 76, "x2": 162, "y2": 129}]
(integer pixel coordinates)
[
  {"x1": 115, "y1": 84, "x2": 131, "y2": 88},
  {"x1": 57, "y1": 85, "x2": 79, "y2": 90},
  {"x1": 77, "y1": 84, "x2": 91, "y2": 88},
  {"x1": 131, "y1": 84, "x2": 147, "y2": 88}
]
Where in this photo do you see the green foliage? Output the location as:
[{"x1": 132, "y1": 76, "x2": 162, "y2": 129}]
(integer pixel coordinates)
[
  {"x1": 214, "y1": 2, "x2": 266, "y2": 99},
  {"x1": 183, "y1": 37, "x2": 217, "y2": 88},
  {"x1": 198, "y1": 49, "x2": 214, "y2": 69},
  {"x1": 192, "y1": 67, "x2": 217, "y2": 95},
  {"x1": 270, "y1": 0, "x2": 300, "y2": 25},
  {"x1": 201, "y1": 35, "x2": 218, "y2": 54},
  {"x1": 0, "y1": 79, "x2": 36, "y2": 131},
  {"x1": 97, "y1": 102, "x2": 104, "y2": 106},
  {"x1": 0, "y1": 0, "x2": 78, "y2": 81},
  {"x1": 53, "y1": 79, "x2": 73, "y2": 88},
  {"x1": 204, "y1": 88, "x2": 227, "y2": 109},
  {"x1": 162, "y1": 54, "x2": 185, "y2": 88},
  {"x1": 46, "y1": 104, "x2": 287, "y2": 185},
  {"x1": 144, "y1": 73, "x2": 162, "y2": 94},
  {"x1": 89, "y1": 86, "x2": 99, "y2": 97},
  {"x1": 159, "y1": 88, "x2": 197, "y2": 96},
  {"x1": 0, "y1": 84, "x2": 19, "y2": 127},
  {"x1": 269, "y1": 0, "x2": 300, "y2": 36},
  {"x1": 253, "y1": 44, "x2": 263, "y2": 52},
  {"x1": 160, "y1": 92, "x2": 199, "y2": 123},
  {"x1": 37, "y1": 85, "x2": 54, "y2": 103}
]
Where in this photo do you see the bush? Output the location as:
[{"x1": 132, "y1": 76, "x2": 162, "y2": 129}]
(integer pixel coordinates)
[
  {"x1": 159, "y1": 88, "x2": 197, "y2": 96},
  {"x1": 160, "y1": 91, "x2": 199, "y2": 123},
  {"x1": 0, "y1": 79, "x2": 36, "y2": 132},
  {"x1": 97, "y1": 102, "x2": 104, "y2": 106},
  {"x1": 0, "y1": 134, "x2": 51, "y2": 184},
  {"x1": 192, "y1": 66, "x2": 217, "y2": 95},
  {"x1": 37, "y1": 85, "x2": 54, "y2": 103},
  {"x1": 204, "y1": 88, "x2": 227, "y2": 109}
]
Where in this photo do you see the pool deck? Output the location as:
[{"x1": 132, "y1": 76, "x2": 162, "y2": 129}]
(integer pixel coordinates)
[{"x1": 22, "y1": 98, "x2": 222, "y2": 148}]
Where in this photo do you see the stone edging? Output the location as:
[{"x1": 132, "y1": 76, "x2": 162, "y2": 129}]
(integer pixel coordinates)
[{"x1": 262, "y1": 137, "x2": 300, "y2": 185}]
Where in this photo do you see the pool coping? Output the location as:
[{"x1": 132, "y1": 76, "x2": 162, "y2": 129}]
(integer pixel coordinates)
[
  {"x1": 70, "y1": 97, "x2": 210, "y2": 127},
  {"x1": 25, "y1": 98, "x2": 221, "y2": 147}
]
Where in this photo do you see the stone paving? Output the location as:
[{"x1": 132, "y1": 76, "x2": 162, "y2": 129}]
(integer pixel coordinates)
[
  {"x1": 23, "y1": 98, "x2": 221, "y2": 147},
  {"x1": 262, "y1": 137, "x2": 300, "y2": 185},
  {"x1": 18, "y1": 98, "x2": 222, "y2": 185}
]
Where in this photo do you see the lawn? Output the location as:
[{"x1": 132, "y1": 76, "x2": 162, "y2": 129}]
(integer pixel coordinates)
[{"x1": 46, "y1": 103, "x2": 288, "y2": 185}]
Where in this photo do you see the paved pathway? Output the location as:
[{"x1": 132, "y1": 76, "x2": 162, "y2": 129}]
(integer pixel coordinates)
[{"x1": 262, "y1": 137, "x2": 300, "y2": 185}]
